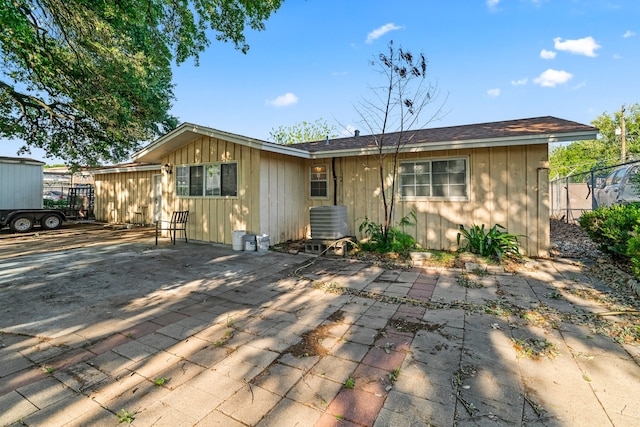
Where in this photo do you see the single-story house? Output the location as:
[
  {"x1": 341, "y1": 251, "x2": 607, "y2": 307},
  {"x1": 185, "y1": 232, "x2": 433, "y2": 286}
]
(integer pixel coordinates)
[{"x1": 91, "y1": 116, "x2": 597, "y2": 257}]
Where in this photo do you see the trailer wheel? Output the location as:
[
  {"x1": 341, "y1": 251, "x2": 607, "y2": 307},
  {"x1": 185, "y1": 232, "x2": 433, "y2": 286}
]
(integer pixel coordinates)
[
  {"x1": 10, "y1": 215, "x2": 34, "y2": 233},
  {"x1": 41, "y1": 214, "x2": 62, "y2": 230}
]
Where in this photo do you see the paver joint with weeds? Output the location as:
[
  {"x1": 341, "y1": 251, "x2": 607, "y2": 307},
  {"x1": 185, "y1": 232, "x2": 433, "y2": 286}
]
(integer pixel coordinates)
[
  {"x1": 454, "y1": 371, "x2": 462, "y2": 386},
  {"x1": 344, "y1": 376, "x2": 355, "y2": 389},
  {"x1": 524, "y1": 393, "x2": 547, "y2": 418},
  {"x1": 116, "y1": 409, "x2": 135, "y2": 424},
  {"x1": 213, "y1": 329, "x2": 234, "y2": 347},
  {"x1": 389, "y1": 367, "x2": 401, "y2": 383},
  {"x1": 458, "y1": 273, "x2": 484, "y2": 289}
]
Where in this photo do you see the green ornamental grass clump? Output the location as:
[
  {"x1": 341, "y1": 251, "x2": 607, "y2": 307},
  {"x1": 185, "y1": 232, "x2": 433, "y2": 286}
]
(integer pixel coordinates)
[
  {"x1": 358, "y1": 211, "x2": 417, "y2": 255},
  {"x1": 456, "y1": 224, "x2": 522, "y2": 261}
]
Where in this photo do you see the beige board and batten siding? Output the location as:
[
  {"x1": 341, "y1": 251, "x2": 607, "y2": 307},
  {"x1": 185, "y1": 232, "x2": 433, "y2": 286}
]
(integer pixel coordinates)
[
  {"x1": 259, "y1": 151, "x2": 307, "y2": 244},
  {"x1": 321, "y1": 144, "x2": 548, "y2": 257},
  {"x1": 159, "y1": 135, "x2": 307, "y2": 246},
  {"x1": 304, "y1": 159, "x2": 342, "y2": 238},
  {"x1": 93, "y1": 168, "x2": 157, "y2": 224},
  {"x1": 159, "y1": 135, "x2": 255, "y2": 245}
]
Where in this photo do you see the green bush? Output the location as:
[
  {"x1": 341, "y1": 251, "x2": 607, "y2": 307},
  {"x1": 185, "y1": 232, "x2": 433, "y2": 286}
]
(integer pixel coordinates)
[
  {"x1": 579, "y1": 203, "x2": 640, "y2": 277},
  {"x1": 626, "y1": 231, "x2": 640, "y2": 277},
  {"x1": 456, "y1": 224, "x2": 522, "y2": 261},
  {"x1": 358, "y1": 211, "x2": 417, "y2": 255},
  {"x1": 579, "y1": 203, "x2": 640, "y2": 256}
]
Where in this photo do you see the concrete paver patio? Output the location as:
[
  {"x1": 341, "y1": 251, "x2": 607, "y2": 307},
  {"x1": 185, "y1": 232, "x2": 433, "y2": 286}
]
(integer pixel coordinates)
[{"x1": 0, "y1": 224, "x2": 639, "y2": 426}]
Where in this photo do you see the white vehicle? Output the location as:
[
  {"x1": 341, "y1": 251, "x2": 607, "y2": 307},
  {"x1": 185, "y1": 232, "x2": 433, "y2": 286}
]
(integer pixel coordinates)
[{"x1": 594, "y1": 164, "x2": 640, "y2": 207}]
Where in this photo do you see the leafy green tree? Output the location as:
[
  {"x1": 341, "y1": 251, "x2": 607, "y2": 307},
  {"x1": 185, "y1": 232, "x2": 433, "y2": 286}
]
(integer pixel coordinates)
[
  {"x1": 269, "y1": 119, "x2": 338, "y2": 145},
  {"x1": 0, "y1": 0, "x2": 283, "y2": 167},
  {"x1": 549, "y1": 104, "x2": 640, "y2": 179},
  {"x1": 549, "y1": 139, "x2": 615, "y2": 179}
]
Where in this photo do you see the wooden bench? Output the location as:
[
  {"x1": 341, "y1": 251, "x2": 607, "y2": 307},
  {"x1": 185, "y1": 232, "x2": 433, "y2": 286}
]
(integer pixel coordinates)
[{"x1": 155, "y1": 211, "x2": 189, "y2": 245}]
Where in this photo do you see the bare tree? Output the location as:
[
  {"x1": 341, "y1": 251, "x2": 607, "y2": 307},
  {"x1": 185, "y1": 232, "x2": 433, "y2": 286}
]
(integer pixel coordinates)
[{"x1": 355, "y1": 40, "x2": 445, "y2": 241}]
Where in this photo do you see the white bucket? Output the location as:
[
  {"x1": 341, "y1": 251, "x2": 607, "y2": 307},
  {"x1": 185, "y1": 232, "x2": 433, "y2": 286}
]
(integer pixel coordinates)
[
  {"x1": 232, "y1": 230, "x2": 246, "y2": 251},
  {"x1": 243, "y1": 234, "x2": 256, "y2": 251},
  {"x1": 257, "y1": 234, "x2": 270, "y2": 252}
]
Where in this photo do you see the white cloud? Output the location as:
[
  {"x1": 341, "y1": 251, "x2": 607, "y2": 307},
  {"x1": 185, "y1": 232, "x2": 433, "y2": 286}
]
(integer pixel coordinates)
[
  {"x1": 613, "y1": 53, "x2": 622, "y2": 59},
  {"x1": 268, "y1": 92, "x2": 298, "y2": 107},
  {"x1": 365, "y1": 23, "x2": 402, "y2": 44},
  {"x1": 623, "y1": 30, "x2": 636, "y2": 38},
  {"x1": 332, "y1": 71, "x2": 348, "y2": 76},
  {"x1": 487, "y1": 88, "x2": 501, "y2": 97},
  {"x1": 487, "y1": 0, "x2": 500, "y2": 8},
  {"x1": 540, "y1": 49, "x2": 556, "y2": 59},
  {"x1": 553, "y1": 36, "x2": 601, "y2": 57},
  {"x1": 533, "y1": 69, "x2": 573, "y2": 87},
  {"x1": 511, "y1": 78, "x2": 528, "y2": 86}
]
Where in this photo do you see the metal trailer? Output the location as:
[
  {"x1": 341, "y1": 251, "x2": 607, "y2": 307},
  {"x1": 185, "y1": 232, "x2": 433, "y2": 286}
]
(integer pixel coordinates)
[
  {"x1": 0, "y1": 156, "x2": 66, "y2": 232},
  {"x1": 0, "y1": 209, "x2": 66, "y2": 232}
]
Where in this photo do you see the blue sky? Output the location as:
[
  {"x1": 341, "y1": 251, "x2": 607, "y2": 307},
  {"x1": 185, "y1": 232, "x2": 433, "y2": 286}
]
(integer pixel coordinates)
[{"x1": 3, "y1": 0, "x2": 640, "y2": 164}]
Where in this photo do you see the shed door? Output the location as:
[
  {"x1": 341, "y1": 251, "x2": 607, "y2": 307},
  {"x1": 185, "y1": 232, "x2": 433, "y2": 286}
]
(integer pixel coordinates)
[{"x1": 153, "y1": 174, "x2": 162, "y2": 222}]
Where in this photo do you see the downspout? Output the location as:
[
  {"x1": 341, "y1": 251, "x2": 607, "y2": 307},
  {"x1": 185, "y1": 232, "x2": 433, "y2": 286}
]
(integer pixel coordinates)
[
  {"x1": 332, "y1": 157, "x2": 337, "y2": 206},
  {"x1": 327, "y1": 134, "x2": 338, "y2": 206}
]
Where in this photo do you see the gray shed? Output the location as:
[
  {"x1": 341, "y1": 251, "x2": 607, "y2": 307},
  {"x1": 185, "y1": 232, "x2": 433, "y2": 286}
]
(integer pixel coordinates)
[{"x1": 0, "y1": 156, "x2": 45, "y2": 210}]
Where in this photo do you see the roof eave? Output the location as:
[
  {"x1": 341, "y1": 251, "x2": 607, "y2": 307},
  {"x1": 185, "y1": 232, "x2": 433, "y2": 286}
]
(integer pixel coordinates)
[
  {"x1": 306, "y1": 130, "x2": 598, "y2": 159},
  {"x1": 89, "y1": 164, "x2": 162, "y2": 175},
  {"x1": 132, "y1": 123, "x2": 310, "y2": 163},
  {"x1": 0, "y1": 156, "x2": 46, "y2": 166}
]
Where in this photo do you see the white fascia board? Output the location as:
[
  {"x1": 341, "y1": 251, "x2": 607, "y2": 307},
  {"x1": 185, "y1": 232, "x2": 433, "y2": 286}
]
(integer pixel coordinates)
[
  {"x1": 132, "y1": 123, "x2": 310, "y2": 162},
  {"x1": 132, "y1": 123, "x2": 597, "y2": 162},
  {"x1": 89, "y1": 164, "x2": 161, "y2": 175},
  {"x1": 306, "y1": 130, "x2": 597, "y2": 159},
  {"x1": 261, "y1": 143, "x2": 311, "y2": 158},
  {"x1": 131, "y1": 124, "x2": 194, "y2": 162},
  {"x1": 192, "y1": 125, "x2": 310, "y2": 158}
]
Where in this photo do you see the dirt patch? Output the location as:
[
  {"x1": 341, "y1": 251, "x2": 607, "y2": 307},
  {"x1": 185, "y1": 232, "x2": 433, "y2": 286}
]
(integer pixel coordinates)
[
  {"x1": 0, "y1": 222, "x2": 155, "y2": 258},
  {"x1": 0, "y1": 222, "x2": 307, "y2": 339},
  {"x1": 284, "y1": 310, "x2": 345, "y2": 358}
]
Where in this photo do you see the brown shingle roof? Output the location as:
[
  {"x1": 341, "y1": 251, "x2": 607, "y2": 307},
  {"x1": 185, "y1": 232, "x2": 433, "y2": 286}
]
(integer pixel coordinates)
[{"x1": 289, "y1": 116, "x2": 596, "y2": 153}]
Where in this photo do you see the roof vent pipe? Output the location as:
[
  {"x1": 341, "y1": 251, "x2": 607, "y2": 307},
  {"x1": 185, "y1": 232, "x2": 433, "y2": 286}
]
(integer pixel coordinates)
[
  {"x1": 354, "y1": 129, "x2": 360, "y2": 137},
  {"x1": 325, "y1": 135, "x2": 329, "y2": 145}
]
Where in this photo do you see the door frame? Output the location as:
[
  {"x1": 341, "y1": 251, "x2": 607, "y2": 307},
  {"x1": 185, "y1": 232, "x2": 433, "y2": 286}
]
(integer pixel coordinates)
[{"x1": 152, "y1": 174, "x2": 162, "y2": 223}]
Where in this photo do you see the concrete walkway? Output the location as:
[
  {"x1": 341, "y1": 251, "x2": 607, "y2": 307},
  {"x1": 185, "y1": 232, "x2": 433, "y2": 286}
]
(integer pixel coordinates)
[{"x1": 0, "y1": 227, "x2": 639, "y2": 426}]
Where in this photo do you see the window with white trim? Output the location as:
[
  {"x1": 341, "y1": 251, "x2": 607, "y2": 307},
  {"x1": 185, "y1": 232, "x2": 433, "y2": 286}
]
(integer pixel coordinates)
[
  {"x1": 399, "y1": 158, "x2": 468, "y2": 200},
  {"x1": 310, "y1": 165, "x2": 328, "y2": 198},
  {"x1": 176, "y1": 163, "x2": 237, "y2": 197}
]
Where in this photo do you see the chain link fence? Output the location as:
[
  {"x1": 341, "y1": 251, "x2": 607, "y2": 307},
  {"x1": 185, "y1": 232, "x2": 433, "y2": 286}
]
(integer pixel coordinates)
[{"x1": 550, "y1": 159, "x2": 640, "y2": 223}]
